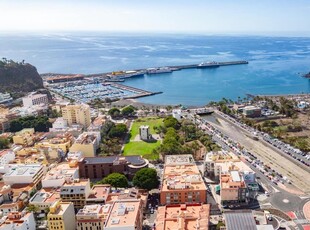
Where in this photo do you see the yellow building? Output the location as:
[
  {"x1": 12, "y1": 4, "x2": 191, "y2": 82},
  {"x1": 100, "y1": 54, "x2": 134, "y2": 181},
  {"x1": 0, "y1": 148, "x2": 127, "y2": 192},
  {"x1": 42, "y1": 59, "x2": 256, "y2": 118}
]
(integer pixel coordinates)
[
  {"x1": 47, "y1": 201, "x2": 76, "y2": 230},
  {"x1": 35, "y1": 133, "x2": 73, "y2": 153},
  {"x1": 69, "y1": 132, "x2": 101, "y2": 157},
  {"x1": 13, "y1": 128, "x2": 35, "y2": 146},
  {"x1": 61, "y1": 104, "x2": 91, "y2": 128}
]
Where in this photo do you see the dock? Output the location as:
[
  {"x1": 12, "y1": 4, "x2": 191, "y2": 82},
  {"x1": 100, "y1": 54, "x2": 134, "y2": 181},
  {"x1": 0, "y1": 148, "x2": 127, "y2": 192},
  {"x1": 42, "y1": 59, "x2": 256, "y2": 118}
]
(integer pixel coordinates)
[
  {"x1": 74, "y1": 60, "x2": 249, "y2": 79},
  {"x1": 167, "y1": 60, "x2": 248, "y2": 71},
  {"x1": 107, "y1": 83, "x2": 162, "y2": 99}
]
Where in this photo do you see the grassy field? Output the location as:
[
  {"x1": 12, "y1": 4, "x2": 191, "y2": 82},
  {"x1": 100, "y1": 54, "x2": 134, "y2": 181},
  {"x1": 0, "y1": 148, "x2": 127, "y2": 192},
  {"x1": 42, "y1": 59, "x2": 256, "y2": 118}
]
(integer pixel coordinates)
[
  {"x1": 123, "y1": 141, "x2": 161, "y2": 160},
  {"x1": 123, "y1": 117, "x2": 163, "y2": 160},
  {"x1": 129, "y1": 117, "x2": 163, "y2": 140}
]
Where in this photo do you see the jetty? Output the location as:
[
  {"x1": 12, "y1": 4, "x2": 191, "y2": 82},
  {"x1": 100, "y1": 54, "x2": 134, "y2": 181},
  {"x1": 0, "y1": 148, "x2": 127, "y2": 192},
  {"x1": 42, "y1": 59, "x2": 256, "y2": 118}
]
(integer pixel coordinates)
[
  {"x1": 69, "y1": 60, "x2": 249, "y2": 79},
  {"x1": 108, "y1": 83, "x2": 162, "y2": 99},
  {"x1": 167, "y1": 60, "x2": 248, "y2": 71}
]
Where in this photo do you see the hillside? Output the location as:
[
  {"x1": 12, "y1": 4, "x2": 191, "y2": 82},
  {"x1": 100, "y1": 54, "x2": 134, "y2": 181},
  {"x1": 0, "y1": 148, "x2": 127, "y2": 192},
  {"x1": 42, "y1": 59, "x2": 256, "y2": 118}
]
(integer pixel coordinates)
[{"x1": 0, "y1": 59, "x2": 44, "y2": 98}]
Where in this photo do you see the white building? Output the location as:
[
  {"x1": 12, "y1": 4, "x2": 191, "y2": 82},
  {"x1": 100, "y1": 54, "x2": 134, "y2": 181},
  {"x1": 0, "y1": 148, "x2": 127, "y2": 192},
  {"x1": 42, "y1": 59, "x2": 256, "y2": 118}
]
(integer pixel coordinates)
[
  {"x1": 203, "y1": 151, "x2": 254, "y2": 180},
  {"x1": 139, "y1": 125, "x2": 150, "y2": 140},
  {"x1": 76, "y1": 204, "x2": 106, "y2": 230},
  {"x1": 22, "y1": 93, "x2": 48, "y2": 108},
  {"x1": 0, "y1": 212, "x2": 36, "y2": 230},
  {"x1": 51, "y1": 117, "x2": 68, "y2": 130},
  {"x1": 2, "y1": 164, "x2": 44, "y2": 186},
  {"x1": 29, "y1": 189, "x2": 60, "y2": 213},
  {"x1": 0, "y1": 150, "x2": 15, "y2": 168},
  {"x1": 42, "y1": 163, "x2": 79, "y2": 188},
  {"x1": 0, "y1": 93, "x2": 13, "y2": 105},
  {"x1": 67, "y1": 151, "x2": 84, "y2": 161}
]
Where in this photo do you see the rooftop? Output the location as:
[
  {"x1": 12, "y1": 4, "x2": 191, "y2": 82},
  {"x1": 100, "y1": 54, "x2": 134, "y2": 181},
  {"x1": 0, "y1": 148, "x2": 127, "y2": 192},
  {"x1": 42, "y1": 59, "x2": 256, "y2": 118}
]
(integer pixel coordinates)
[
  {"x1": 162, "y1": 162, "x2": 206, "y2": 192},
  {"x1": 4, "y1": 164, "x2": 42, "y2": 177},
  {"x1": 49, "y1": 202, "x2": 73, "y2": 216},
  {"x1": 0, "y1": 149, "x2": 13, "y2": 157},
  {"x1": 81, "y1": 155, "x2": 147, "y2": 166},
  {"x1": 88, "y1": 184, "x2": 110, "y2": 201},
  {"x1": 29, "y1": 190, "x2": 60, "y2": 204},
  {"x1": 156, "y1": 204, "x2": 210, "y2": 230},
  {"x1": 75, "y1": 132, "x2": 99, "y2": 144},
  {"x1": 104, "y1": 199, "x2": 141, "y2": 228},
  {"x1": 224, "y1": 210, "x2": 257, "y2": 230},
  {"x1": 165, "y1": 154, "x2": 195, "y2": 166}
]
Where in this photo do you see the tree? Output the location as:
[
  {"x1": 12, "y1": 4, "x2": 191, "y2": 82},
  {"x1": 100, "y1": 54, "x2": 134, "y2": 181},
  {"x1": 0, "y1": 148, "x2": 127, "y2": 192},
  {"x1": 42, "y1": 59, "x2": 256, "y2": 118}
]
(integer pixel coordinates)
[
  {"x1": 100, "y1": 173, "x2": 128, "y2": 188},
  {"x1": 108, "y1": 107, "x2": 121, "y2": 118},
  {"x1": 133, "y1": 168, "x2": 159, "y2": 190},
  {"x1": 121, "y1": 105, "x2": 136, "y2": 116},
  {"x1": 0, "y1": 138, "x2": 10, "y2": 149},
  {"x1": 108, "y1": 124, "x2": 128, "y2": 138},
  {"x1": 26, "y1": 204, "x2": 39, "y2": 213},
  {"x1": 9, "y1": 116, "x2": 51, "y2": 132},
  {"x1": 163, "y1": 116, "x2": 180, "y2": 129}
]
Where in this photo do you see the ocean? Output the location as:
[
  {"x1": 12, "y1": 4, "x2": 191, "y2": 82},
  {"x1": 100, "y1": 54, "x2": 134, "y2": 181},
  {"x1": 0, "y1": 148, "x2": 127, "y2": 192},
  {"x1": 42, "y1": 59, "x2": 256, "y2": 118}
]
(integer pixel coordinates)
[{"x1": 1, "y1": 32, "x2": 310, "y2": 106}]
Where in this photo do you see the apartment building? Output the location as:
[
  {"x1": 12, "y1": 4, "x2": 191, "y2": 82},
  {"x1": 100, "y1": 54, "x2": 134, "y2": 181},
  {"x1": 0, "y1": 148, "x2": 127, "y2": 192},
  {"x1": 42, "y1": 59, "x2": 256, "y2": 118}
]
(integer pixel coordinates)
[
  {"x1": 0, "y1": 212, "x2": 36, "y2": 230},
  {"x1": 156, "y1": 203, "x2": 210, "y2": 230},
  {"x1": 12, "y1": 128, "x2": 35, "y2": 147},
  {"x1": 28, "y1": 189, "x2": 60, "y2": 213},
  {"x1": 2, "y1": 164, "x2": 44, "y2": 186},
  {"x1": 0, "y1": 150, "x2": 15, "y2": 166},
  {"x1": 35, "y1": 133, "x2": 74, "y2": 153},
  {"x1": 61, "y1": 104, "x2": 91, "y2": 128},
  {"x1": 160, "y1": 155, "x2": 207, "y2": 205},
  {"x1": 42, "y1": 162, "x2": 79, "y2": 188},
  {"x1": 47, "y1": 201, "x2": 76, "y2": 230},
  {"x1": 22, "y1": 93, "x2": 48, "y2": 108},
  {"x1": 76, "y1": 204, "x2": 107, "y2": 230},
  {"x1": 60, "y1": 179, "x2": 91, "y2": 210},
  {"x1": 104, "y1": 199, "x2": 143, "y2": 230},
  {"x1": 69, "y1": 132, "x2": 101, "y2": 157}
]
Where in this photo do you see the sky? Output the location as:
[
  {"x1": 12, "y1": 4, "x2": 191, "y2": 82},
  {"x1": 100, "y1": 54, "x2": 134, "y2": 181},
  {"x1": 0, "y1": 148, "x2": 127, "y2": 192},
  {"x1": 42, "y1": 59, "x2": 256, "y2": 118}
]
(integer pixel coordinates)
[{"x1": 1, "y1": 0, "x2": 310, "y2": 35}]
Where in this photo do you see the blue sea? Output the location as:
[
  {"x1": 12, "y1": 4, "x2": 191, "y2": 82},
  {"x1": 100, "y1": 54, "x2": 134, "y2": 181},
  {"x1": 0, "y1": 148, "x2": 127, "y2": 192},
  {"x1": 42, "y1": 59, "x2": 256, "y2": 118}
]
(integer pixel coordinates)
[{"x1": 1, "y1": 32, "x2": 310, "y2": 106}]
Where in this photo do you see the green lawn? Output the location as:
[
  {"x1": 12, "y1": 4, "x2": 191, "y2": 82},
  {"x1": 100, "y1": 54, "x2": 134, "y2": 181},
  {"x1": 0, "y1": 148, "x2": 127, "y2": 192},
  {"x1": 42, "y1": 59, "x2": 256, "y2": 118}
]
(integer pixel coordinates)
[
  {"x1": 123, "y1": 117, "x2": 163, "y2": 160},
  {"x1": 123, "y1": 141, "x2": 160, "y2": 160},
  {"x1": 129, "y1": 117, "x2": 163, "y2": 141}
]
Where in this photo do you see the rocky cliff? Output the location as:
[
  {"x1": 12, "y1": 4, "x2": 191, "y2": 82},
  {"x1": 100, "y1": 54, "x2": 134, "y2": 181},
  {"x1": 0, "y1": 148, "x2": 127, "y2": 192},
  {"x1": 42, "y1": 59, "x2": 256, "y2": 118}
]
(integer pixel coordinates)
[{"x1": 0, "y1": 59, "x2": 44, "y2": 98}]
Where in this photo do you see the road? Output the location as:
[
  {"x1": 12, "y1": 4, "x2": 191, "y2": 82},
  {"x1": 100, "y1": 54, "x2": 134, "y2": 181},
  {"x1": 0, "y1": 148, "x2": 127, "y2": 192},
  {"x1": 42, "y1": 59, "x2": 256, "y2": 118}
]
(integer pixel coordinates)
[{"x1": 209, "y1": 113, "x2": 310, "y2": 194}]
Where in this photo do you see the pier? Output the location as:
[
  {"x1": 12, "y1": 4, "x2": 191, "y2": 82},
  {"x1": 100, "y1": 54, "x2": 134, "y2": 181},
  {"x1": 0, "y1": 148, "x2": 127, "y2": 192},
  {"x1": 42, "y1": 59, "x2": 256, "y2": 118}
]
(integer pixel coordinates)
[
  {"x1": 167, "y1": 60, "x2": 248, "y2": 71},
  {"x1": 67, "y1": 60, "x2": 249, "y2": 79},
  {"x1": 108, "y1": 83, "x2": 162, "y2": 99}
]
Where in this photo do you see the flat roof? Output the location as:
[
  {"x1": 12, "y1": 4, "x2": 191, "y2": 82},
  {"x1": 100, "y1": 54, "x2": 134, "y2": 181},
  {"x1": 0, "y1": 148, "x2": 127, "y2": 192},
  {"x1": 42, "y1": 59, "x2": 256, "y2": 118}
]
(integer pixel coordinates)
[
  {"x1": 156, "y1": 204, "x2": 210, "y2": 230},
  {"x1": 162, "y1": 163, "x2": 206, "y2": 192},
  {"x1": 49, "y1": 202, "x2": 72, "y2": 216},
  {"x1": 4, "y1": 164, "x2": 42, "y2": 177},
  {"x1": 30, "y1": 190, "x2": 60, "y2": 204},
  {"x1": 82, "y1": 156, "x2": 146, "y2": 166},
  {"x1": 224, "y1": 210, "x2": 257, "y2": 230},
  {"x1": 105, "y1": 200, "x2": 141, "y2": 228},
  {"x1": 165, "y1": 154, "x2": 195, "y2": 166}
]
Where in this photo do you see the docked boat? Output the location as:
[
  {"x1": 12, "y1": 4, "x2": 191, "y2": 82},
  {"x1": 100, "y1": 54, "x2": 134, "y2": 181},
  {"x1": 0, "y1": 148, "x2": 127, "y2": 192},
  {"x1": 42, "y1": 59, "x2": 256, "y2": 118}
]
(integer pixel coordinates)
[
  {"x1": 197, "y1": 61, "x2": 220, "y2": 68},
  {"x1": 113, "y1": 70, "x2": 145, "y2": 79},
  {"x1": 146, "y1": 67, "x2": 174, "y2": 74}
]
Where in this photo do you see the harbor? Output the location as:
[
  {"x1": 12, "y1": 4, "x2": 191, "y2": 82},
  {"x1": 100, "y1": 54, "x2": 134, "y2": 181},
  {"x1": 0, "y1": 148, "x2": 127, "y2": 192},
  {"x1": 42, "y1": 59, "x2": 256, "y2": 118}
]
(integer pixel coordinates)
[
  {"x1": 46, "y1": 79, "x2": 162, "y2": 103},
  {"x1": 43, "y1": 60, "x2": 249, "y2": 104}
]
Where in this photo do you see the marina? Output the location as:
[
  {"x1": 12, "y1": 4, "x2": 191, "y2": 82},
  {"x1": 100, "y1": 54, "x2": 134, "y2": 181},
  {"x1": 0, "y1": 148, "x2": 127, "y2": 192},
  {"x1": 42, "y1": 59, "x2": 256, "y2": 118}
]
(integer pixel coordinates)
[
  {"x1": 43, "y1": 60, "x2": 249, "y2": 104},
  {"x1": 47, "y1": 79, "x2": 161, "y2": 103}
]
